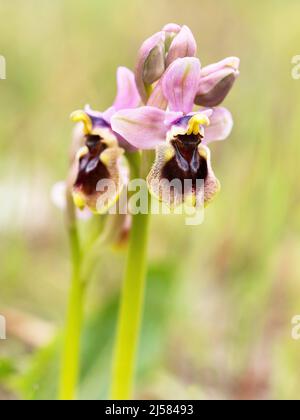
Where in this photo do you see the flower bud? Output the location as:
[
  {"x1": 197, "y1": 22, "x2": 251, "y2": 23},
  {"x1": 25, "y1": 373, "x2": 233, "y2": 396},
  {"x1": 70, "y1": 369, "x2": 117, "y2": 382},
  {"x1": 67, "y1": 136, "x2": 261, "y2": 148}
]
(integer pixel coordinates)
[
  {"x1": 135, "y1": 31, "x2": 166, "y2": 102},
  {"x1": 195, "y1": 57, "x2": 240, "y2": 107}
]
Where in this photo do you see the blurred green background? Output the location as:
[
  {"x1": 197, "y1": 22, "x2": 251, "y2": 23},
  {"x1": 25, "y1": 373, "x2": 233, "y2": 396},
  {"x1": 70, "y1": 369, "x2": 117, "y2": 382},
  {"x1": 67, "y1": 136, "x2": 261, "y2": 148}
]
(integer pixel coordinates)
[{"x1": 1, "y1": 0, "x2": 300, "y2": 400}]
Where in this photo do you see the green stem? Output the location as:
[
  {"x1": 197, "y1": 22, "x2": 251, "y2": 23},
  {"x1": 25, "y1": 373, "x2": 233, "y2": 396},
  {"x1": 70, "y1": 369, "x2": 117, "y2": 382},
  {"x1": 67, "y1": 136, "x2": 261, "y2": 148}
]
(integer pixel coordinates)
[
  {"x1": 110, "y1": 208, "x2": 150, "y2": 400},
  {"x1": 59, "y1": 191, "x2": 85, "y2": 400}
]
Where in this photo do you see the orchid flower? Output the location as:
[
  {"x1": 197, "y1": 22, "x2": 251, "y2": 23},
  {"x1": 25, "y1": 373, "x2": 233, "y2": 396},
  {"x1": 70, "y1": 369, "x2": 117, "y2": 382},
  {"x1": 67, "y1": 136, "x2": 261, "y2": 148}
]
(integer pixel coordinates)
[
  {"x1": 111, "y1": 57, "x2": 233, "y2": 207},
  {"x1": 70, "y1": 67, "x2": 140, "y2": 214}
]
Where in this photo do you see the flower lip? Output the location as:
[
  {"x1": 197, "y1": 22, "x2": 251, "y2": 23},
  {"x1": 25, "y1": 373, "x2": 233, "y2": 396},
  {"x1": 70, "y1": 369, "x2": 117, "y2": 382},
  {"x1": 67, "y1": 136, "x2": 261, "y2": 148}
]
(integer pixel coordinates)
[
  {"x1": 171, "y1": 133, "x2": 203, "y2": 176},
  {"x1": 148, "y1": 109, "x2": 218, "y2": 205},
  {"x1": 147, "y1": 143, "x2": 220, "y2": 209},
  {"x1": 165, "y1": 25, "x2": 197, "y2": 67}
]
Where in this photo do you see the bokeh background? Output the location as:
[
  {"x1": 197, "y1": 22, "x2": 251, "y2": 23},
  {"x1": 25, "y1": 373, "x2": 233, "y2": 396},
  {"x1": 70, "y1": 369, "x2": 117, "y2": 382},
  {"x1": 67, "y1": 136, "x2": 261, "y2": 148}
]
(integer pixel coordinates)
[{"x1": 1, "y1": 0, "x2": 300, "y2": 400}]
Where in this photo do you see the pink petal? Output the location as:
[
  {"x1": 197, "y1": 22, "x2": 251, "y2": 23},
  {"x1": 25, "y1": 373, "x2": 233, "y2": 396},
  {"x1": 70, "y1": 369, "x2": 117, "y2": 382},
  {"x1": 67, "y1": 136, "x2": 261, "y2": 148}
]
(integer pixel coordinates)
[
  {"x1": 203, "y1": 107, "x2": 233, "y2": 143},
  {"x1": 111, "y1": 107, "x2": 180, "y2": 150},
  {"x1": 135, "y1": 31, "x2": 166, "y2": 103},
  {"x1": 102, "y1": 106, "x2": 116, "y2": 124},
  {"x1": 113, "y1": 67, "x2": 141, "y2": 111},
  {"x1": 162, "y1": 57, "x2": 201, "y2": 114},
  {"x1": 166, "y1": 26, "x2": 197, "y2": 67}
]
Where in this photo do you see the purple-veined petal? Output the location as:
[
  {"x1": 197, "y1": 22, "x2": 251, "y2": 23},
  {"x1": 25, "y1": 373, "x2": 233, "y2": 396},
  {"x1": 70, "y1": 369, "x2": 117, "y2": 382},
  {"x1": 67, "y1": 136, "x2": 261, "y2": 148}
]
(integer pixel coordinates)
[
  {"x1": 111, "y1": 106, "x2": 181, "y2": 150},
  {"x1": 166, "y1": 26, "x2": 197, "y2": 67},
  {"x1": 162, "y1": 57, "x2": 201, "y2": 114},
  {"x1": 135, "y1": 31, "x2": 166, "y2": 103},
  {"x1": 203, "y1": 107, "x2": 233, "y2": 143},
  {"x1": 146, "y1": 142, "x2": 220, "y2": 208},
  {"x1": 113, "y1": 67, "x2": 141, "y2": 111}
]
